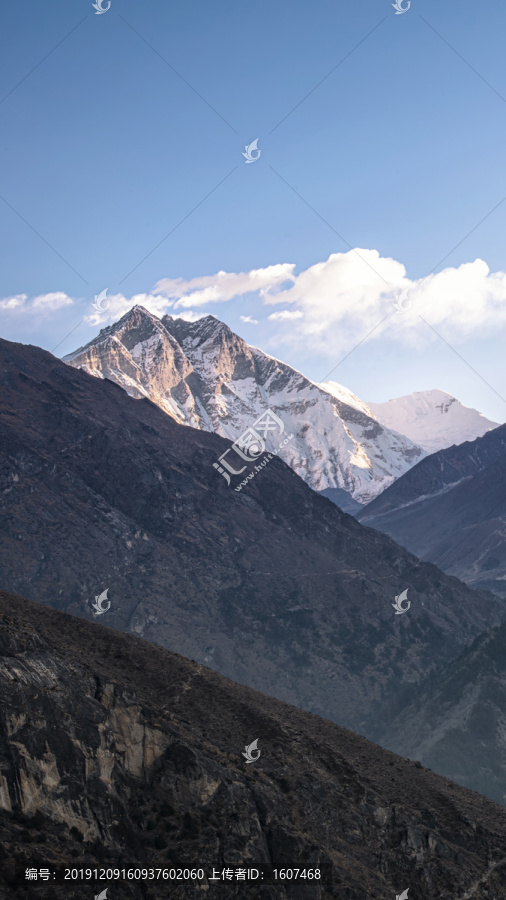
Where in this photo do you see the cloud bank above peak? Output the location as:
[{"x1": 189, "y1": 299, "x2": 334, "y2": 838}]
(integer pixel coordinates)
[
  {"x1": 2, "y1": 250, "x2": 506, "y2": 359},
  {"x1": 154, "y1": 264, "x2": 296, "y2": 309}
]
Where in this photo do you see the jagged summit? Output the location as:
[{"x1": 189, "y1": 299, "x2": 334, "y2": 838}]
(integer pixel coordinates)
[
  {"x1": 64, "y1": 305, "x2": 195, "y2": 422},
  {"x1": 124, "y1": 302, "x2": 161, "y2": 320},
  {"x1": 64, "y1": 304, "x2": 165, "y2": 359},
  {"x1": 163, "y1": 312, "x2": 221, "y2": 330},
  {"x1": 73, "y1": 303, "x2": 171, "y2": 349},
  {"x1": 64, "y1": 308, "x2": 426, "y2": 503},
  {"x1": 162, "y1": 312, "x2": 235, "y2": 350}
]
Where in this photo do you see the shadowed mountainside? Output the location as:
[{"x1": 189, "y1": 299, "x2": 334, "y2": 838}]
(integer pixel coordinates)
[
  {"x1": 0, "y1": 336, "x2": 503, "y2": 737},
  {"x1": 368, "y1": 617, "x2": 506, "y2": 808},
  {"x1": 358, "y1": 425, "x2": 506, "y2": 597}
]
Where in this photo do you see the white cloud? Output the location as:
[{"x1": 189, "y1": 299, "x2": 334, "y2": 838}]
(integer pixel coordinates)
[
  {"x1": 154, "y1": 264, "x2": 295, "y2": 308},
  {"x1": 172, "y1": 310, "x2": 206, "y2": 322},
  {"x1": 257, "y1": 250, "x2": 506, "y2": 356},
  {"x1": 0, "y1": 292, "x2": 74, "y2": 313},
  {"x1": 0, "y1": 292, "x2": 75, "y2": 312},
  {"x1": 240, "y1": 315, "x2": 259, "y2": 324},
  {"x1": 268, "y1": 310, "x2": 304, "y2": 321},
  {"x1": 32, "y1": 292, "x2": 74, "y2": 311},
  {"x1": 0, "y1": 294, "x2": 27, "y2": 310},
  {"x1": 4, "y1": 251, "x2": 506, "y2": 358}
]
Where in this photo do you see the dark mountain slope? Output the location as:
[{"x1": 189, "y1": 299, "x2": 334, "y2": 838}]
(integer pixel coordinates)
[
  {"x1": 358, "y1": 426, "x2": 506, "y2": 597},
  {"x1": 358, "y1": 423, "x2": 506, "y2": 519},
  {"x1": 369, "y1": 618, "x2": 506, "y2": 808},
  {"x1": 0, "y1": 337, "x2": 503, "y2": 736},
  {"x1": 1, "y1": 589, "x2": 506, "y2": 900},
  {"x1": 318, "y1": 486, "x2": 364, "y2": 515}
]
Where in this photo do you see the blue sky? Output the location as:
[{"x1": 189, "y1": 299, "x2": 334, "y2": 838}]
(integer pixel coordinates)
[{"x1": 2, "y1": 0, "x2": 506, "y2": 422}]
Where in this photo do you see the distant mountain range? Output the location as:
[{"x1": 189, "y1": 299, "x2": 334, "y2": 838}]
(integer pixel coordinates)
[
  {"x1": 3, "y1": 589, "x2": 506, "y2": 899},
  {"x1": 64, "y1": 306, "x2": 427, "y2": 505},
  {"x1": 367, "y1": 389, "x2": 498, "y2": 454},
  {"x1": 1, "y1": 336, "x2": 503, "y2": 741},
  {"x1": 358, "y1": 423, "x2": 506, "y2": 598}
]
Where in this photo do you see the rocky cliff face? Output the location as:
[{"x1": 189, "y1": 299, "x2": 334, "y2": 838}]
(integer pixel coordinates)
[
  {"x1": 1, "y1": 589, "x2": 506, "y2": 900},
  {"x1": 358, "y1": 424, "x2": 506, "y2": 597},
  {"x1": 63, "y1": 305, "x2": 197, "y2": 423},
  {"x1": 0, "y1": 336, "x2": 502, "y2": 739},
  {"x1": 64, "y1": 306, "x2": 426, "y2": 504}
]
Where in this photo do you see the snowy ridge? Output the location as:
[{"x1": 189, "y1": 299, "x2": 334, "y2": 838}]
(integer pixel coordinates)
[{"x1": 320, "y1": 381, "x2": 377, "y2": 419}]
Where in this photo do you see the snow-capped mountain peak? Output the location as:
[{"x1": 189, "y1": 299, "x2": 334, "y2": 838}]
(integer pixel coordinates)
[
  {"x1": 367, "y1": 389, "x2": 499, "y2": 453},
  {"x1": 64, "y1": 307, "x2": 427, "y2": 503},
  {"x1": 63, "y1": 305, "x2": 196, "y2": 423}
]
